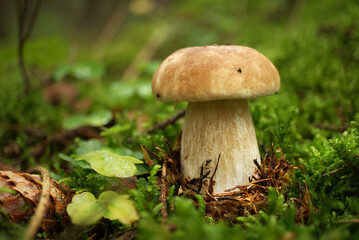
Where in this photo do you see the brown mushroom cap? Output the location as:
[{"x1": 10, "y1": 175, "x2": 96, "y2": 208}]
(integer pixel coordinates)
[{"x1": 152, "y1": 45, "x2": 280, "y2": 102}]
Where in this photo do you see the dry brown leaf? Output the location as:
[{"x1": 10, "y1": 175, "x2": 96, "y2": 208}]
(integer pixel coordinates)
[{"x1": 0, "y1": 170, "x2": 73, "y2": 232}]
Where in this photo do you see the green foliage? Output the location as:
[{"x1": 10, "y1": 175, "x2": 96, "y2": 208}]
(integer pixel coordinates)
[
  {"x1": 289, "y1": 124, "x2": 359, "y2": 238},
  {"x1": 53, "y1": 62, "x2": 106, "y2": 81},
  {"x1": 59, "y1": 153, "x2": 92, "y2": 169},
  {"x1": 63, "y1": 109, "x2": 112, "y2": 130},
  {"x1": 131, "y1": 165, "x2": 162, "y2": 217},
  {"x1": 237, "y1": 208, "x2": 314, "y2": 240},
  {"x1": 168, "y1": 197, "x2": 237, "y2": 240},
  {"x1": 67, "y1": 191, "x2": 138, "y2": 226},
  {"x1": 301, "y1": 125, "x2": 359, "y2": 202},
  {"x1": 60, "y1": 167, "x2": 110, "y2": 196},
  {"x1": 74, "y1": 139, "x2": 105, "y2": 155},
  {"x1": 195, "y1": 194, "x2": 206, "y2": 217},
  {"x1": 330, "y1": 127, "x2": 359, "y2": 171},
  {"x1": 0, "y1": 187, "x2": 17, "y2": 195},
  {"x1": 137, "y1": 197, "x2": 239, "y2": 240},
  {"x1": 266, "y1": 188, "x2": 288, "y2": 216},
  {"x1": 137, "y1": 189, "x2": 315, "y2": 240}
]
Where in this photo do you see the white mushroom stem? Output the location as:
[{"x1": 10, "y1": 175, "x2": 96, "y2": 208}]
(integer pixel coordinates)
[{"x1": 181, "y1": 99, "x2": 260, "y2": 194}]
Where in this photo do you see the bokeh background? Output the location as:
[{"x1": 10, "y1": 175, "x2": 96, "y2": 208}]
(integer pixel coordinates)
[{"x1": 0, "y1": 0, "x2": 358, "y2": 169}]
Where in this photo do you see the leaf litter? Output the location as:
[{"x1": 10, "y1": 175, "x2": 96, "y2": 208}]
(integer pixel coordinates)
[
  {"x1": 0, "y1": 169, "x2": 73, "y2": 232},
  {"x1": 143, "y1": 137, "x2": 312, "y2": 223}
]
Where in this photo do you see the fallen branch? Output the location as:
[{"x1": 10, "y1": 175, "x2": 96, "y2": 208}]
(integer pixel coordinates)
[
  {"x1": 145, "y1": 109, "x2": 186, "y2": 134},
  {"x1": 223, "y1": 178, "x2": 270, "y2": 192},
  {"x1": 337, "y1": 219, "x2": 359, "y2": 224},
  {"x1": 314, "y1": 123, "x2": 350, "y2": 132},
  {"x1": 322, "y1": 166, "x2": 348, "y2": 177}
]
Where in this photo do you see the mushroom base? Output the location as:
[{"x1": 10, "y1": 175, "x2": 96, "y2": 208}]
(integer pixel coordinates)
[{"x1": 181, "y1": 99, "x2": 260, "y2": 194}]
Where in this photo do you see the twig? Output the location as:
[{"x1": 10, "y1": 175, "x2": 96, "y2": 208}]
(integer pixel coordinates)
[
  {"x1": 223, "y1": 178, "x2": 270, "y2": 193},
  {"x1": 0, "y1": 124, "x2": 44, "y2": 132},
  {"x1": 322, "y1": 166, "x2": 348, "y2": 177},
  {"x1": 141, "y1": 145, "x2": 160, "y2": 161},
  {"x1": 203, "y1": 186, "x2": 216, "y2": 201},
  {"x1": 314, "y1": 123, "x2": 350, "y2": 132},
  {"x1": 336, "y1": 219, "x2": 359, "y2": 224},
  {"x1": 87, "y1": 233, "x2": 97, "y2": 240},
  {"x1": 298, "y1": 182, "x2": 302, "y2": 201},
  {"x1": 24, "y1": 166, "x2": 50, "y2": 240},
  {"x1": 208, "y1": 154, "x2": 221, "y2": 194},
  {"x1": 260, "y1": 143, "x2": 269, "y2": 155},
  {"x1": 253, "y1": 158, "x2": 261, "y2": 171},
  {"x1": 17, "y1": 0, "x2": 42, "y2": 95},
  {"x1": 164, "y1": 139, "x2": 174, "y2": 159},
  {"x1": 197, "y1": 161, "x2": 211, "y2": 193},
  {"x1": 146, "y1": 109, "x2": 186, "y2": 134}
]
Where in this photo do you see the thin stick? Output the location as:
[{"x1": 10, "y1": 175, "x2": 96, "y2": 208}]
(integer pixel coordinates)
[
  {"x1": 24, "y1": 166, "x2": 51, "y2": 240},
  {"x1": 336, "y1": 219, "x2": 359, "y2": 224},
  {"x1": 208, "y1": 154, "x2": 221, "y2": 194},
  {"x1": 164, "y1": 139, "x2": 174, "y2": 158},
  {"x1": 146, "y1": 109, "x2": 186, "y2": 134},
  {"x1": 314, "y1": 123, "x2": 350, "y2": 132},
  {"x1": 322, "y1": 166, "x2": 347, "y2": 177},
  {"x1": 203, "y1": 186, "x2": 216, "y2": 201},
  {"x1": 224, "y1": 178, "x2": 270, "y2": 192},
  {"x1": 142, "y1": 145, "x2": 160, "y2": 161}
]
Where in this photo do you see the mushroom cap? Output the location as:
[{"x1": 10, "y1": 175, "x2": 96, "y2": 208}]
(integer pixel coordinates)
[{"x1": 152, "y1": 45, "x2": 280, "y2": 102}]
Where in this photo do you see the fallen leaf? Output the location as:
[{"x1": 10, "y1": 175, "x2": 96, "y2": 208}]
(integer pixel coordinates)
[
  {"x1": 66, "y1": 192, "x2": 104, "y2": 226},
  {"x1": 99, "y1": 191, "x2": 139, "y2": 225},
  {"x1": 75, "y1": 150, "x2": 142, "y2": 178},
  {"x1": 0, "y1": 170, "x2": 73, "y2": 231}
]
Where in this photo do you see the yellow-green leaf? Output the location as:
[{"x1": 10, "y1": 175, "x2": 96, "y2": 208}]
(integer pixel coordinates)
[
  {"x1": 121, "y1": 156, "x2": 143, "y2": 164},
  {"x1": 98, "y1": 191, "x2": 139, "y2": 225},
  {"x1": 66, "y1": 192, "x2": 104, "y2": 226},
  {"x1": 75, "y1": 150, "x2": 141, "y2": 177}
]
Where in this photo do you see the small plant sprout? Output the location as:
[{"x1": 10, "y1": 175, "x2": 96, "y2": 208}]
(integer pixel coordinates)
[{"x1": 152, "y1": 45, "x2": 280, "y2": 193}]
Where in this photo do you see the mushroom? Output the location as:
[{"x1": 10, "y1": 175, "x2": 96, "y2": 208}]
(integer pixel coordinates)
[{"x1": 152, "y1": 45, "x2": 280, "y2": 194}]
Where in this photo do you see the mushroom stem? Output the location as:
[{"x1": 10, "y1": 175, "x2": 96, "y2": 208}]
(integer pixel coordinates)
[{"x1": 181, "y1": 99, "x2": 260, "y2": 194}]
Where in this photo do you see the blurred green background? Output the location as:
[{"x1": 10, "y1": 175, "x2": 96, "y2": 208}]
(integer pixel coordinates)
[
  {"x1": 1, "y1": 0, "x2": 359, "y2": 167},
  {"x1": 0, "y1": 0, "x2": 358, "y2": 167}
]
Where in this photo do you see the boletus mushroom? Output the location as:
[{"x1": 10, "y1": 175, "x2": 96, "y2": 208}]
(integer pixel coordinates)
[{"x1": 152, "y1": 45, "x2": 280, "y2": 194}]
